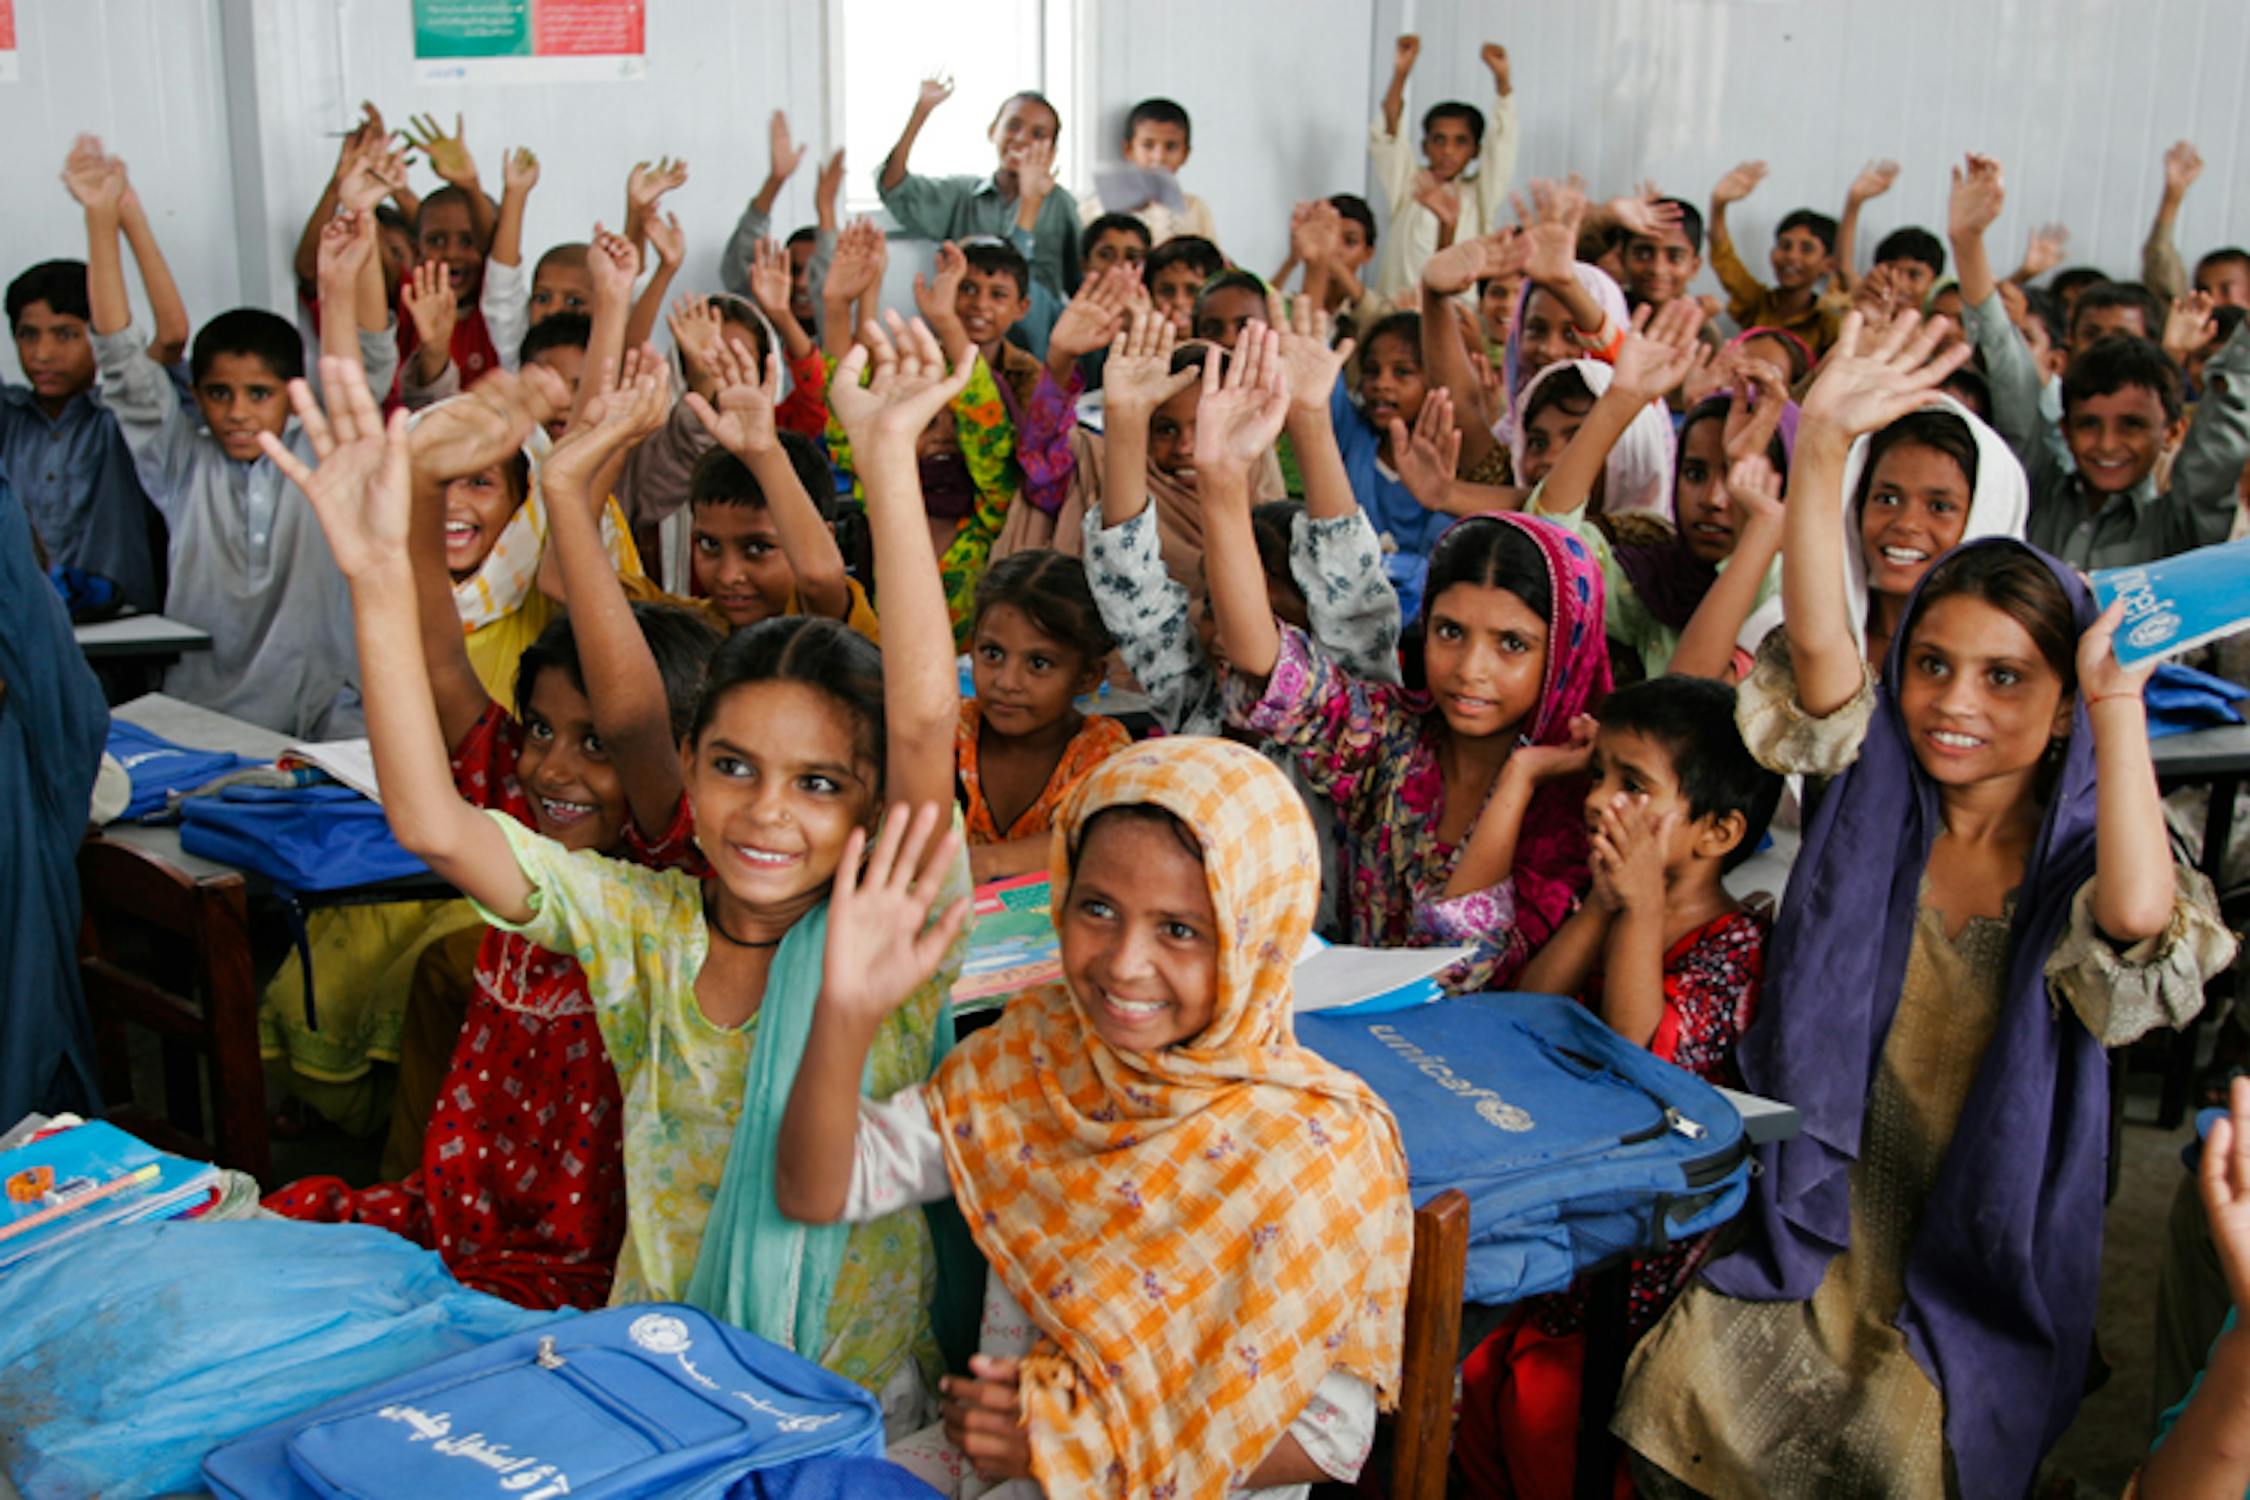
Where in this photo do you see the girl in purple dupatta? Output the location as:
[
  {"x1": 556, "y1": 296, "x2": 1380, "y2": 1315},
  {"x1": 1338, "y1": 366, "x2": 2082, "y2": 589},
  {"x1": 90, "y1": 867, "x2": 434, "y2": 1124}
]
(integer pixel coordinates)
[{"x1": 1617, "y1": 313, "x2": 2232, "y2": 1500}]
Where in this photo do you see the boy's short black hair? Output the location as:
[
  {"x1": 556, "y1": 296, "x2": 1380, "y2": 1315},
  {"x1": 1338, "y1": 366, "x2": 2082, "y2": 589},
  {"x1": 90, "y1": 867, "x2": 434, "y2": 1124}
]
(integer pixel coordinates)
[
  {"x1": 1775, "y1": 209, "x2": 1838, "y2": 256},
  {"x1": 689, "y1": 431, "x2": 838, "y2": 521},
  {"x1": 1874, "y1": 226, "x2": 1946, "y2": 277},
  {"x1": 2051, "y1": 266, "x2": 2109, "y2": 303},
  {"x1": 1144, "y1": 235, "x2": 1226, "y2": 286},
  {"x1": 784, "y1": 226, "x2": 816, "y2": 250},
  {"x1": 1124, "y1": 97, "x2": 1190, "y2": 145},
  {"x1": 2195, "y1": 247, "x2": 2250, "y2": 280},
  {"x1": 1939, "y1": 365, "x2": 1992, "y2": 423},
  {"x1": 1622, "y1": 198, "x2": 1704, "y2": 256},
  {"x1": 416, "y1": 184, "x2": 492, "y2": 243},
  {"x1": 957, "y1": 235, "x2": 1031, "y2": 299},
  {"x1": 190, "y1": 309, "x2": 304, "y2": 386},
  {"x1": 1420, "y1": 101, "x2": 1485, "y2": 150},
  {"x1": 992, "y1": 90, "x2": 1061, "y2": 135},
  {"x1": 2068, "y1": 281, "x2": 2165, "y2": 343},
  {"x1": 516, "y1": 600, "x2": 721, "y2": 747},
  {"x1": 519, "y1": 311, "x2": 592, "y2": 366},
  {"x1": 1329, "y1": 193, "x2": 1378, "y2": 250},
  {"x1": 1596, "y1": 675, "x2": 1783, "y2": 873},
  {"x1": 7, "y1": 259, "x2": 90, "y2": 327},
  {"x1": 2062, "y1": 334, "x2": 2185, "y2": 423},
  {"x1": 1081, "y1": 213, "x2": 1154, "y2": 259},
  {"x1": 1194, "y1": 268, "x2": 1266, "y2": 315},
  {"x1": 2021, "y1": 286, "x2": 2066, "y2": 348}
]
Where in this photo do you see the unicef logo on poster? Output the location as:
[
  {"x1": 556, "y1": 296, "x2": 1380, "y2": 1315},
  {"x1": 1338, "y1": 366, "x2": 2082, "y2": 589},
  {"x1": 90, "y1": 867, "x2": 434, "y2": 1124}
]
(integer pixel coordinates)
[
  {"x1": 628, "y1": 1312, "x2": 693, "y2": 1355},
  {"x1": 2126, "y1": 612, "x2": 2182, "y2": 652}
]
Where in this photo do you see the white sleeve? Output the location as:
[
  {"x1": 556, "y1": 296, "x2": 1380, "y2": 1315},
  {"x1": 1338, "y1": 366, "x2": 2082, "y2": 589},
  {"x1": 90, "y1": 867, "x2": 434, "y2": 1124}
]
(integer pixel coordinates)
[
  {"x1": 482, "y1": 257, "x2": 529, "y2": 372},
  {"x1": 842, "y1": 1083, "x2": 954, "y2": 1221},
  {"x1": 1286, "y1": 1370, "x2": 1379, "y2": 1483}
]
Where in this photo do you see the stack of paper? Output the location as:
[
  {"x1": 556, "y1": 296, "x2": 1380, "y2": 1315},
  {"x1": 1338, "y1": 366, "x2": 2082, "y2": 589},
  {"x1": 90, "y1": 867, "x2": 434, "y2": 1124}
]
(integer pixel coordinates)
[
  {"x1": 0, "y1": 1119, "x2": 223, "y2": 1271},
  {"x1": 278, "y1": 738, "x2": 384, "y2": 803}
]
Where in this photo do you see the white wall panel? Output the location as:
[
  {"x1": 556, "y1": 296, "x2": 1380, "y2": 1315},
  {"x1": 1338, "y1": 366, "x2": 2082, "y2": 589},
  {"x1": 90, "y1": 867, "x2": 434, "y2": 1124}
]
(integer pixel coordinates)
[{"x1": 8, "y1": 0, "x2": 2250, "y2": 390}]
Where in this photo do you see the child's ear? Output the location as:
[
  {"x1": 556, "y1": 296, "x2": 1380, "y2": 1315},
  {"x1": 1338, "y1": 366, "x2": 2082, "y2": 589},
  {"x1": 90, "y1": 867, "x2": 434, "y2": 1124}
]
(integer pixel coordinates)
[
  {"x1": 1692, "y1": 808, "x2": 1748, "y2": 865},
  {"x1": 1073, "y1": 652, "x2": 1107, "y2": 698},
  {"x1": 2166, "y1": 412, "x2": 2191, "y2": 450}
]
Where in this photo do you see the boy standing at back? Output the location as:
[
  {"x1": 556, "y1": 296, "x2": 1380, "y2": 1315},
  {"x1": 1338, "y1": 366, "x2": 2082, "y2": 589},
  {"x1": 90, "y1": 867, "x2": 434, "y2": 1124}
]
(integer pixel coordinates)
[
  {"x1": 1080, "y1": 97, "x2": 1216, "y2": 248},
  {"x1": 1706, "y1": 160, "x2": 1844, "y2": 355},
  {"x1": 1370, "y1": 34, "x2": 1518, "y2": 298},
  {"x1": 880, "y1": 77, "x2": 1081, "y2": 305},
  {"x1": 82, "y1": 133, "x2": 399, "y2": 737}
]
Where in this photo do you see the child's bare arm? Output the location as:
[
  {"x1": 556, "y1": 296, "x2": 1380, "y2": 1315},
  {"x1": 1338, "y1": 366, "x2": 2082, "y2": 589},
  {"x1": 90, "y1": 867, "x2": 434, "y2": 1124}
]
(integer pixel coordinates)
[
  {"x1": 621, "y1": 157, "x2": 688, "y2": 257},
  {"x1": 543, "y1": 357, "x2": 685, "y2": 839},
  {"x1": 266, "y1": 356, "x2": 533, "y2": 920},
  {"x1": 1098, "y1": 309, "x2": 1195, "y2": 530},
  {"x1": 1947, "y1": 154, "x2": 2005, "y2": 309},
  {"x1": 2139, "y1": 1080, "x2": 2250, "y2": 1500},
  {"x1": 1379, "y1": 34, "x2": 1419, "y2": 138},
  {"x1": 1534, "y1": 301, "x2": 1706, "y2": 519},
  {"x1": 408, "y1": 366, "x2": 572, "y2": 746},
  {"x1": 1669, "y1": 452, "x2": 1783, "y2": 681},
  {"x1": 746, "y1": 237, "x2": 816, "y2": 361},
  {"x1": 576, "y1": 226, "x2": 639, "y2": 429},
  {"x1": 753, "y1": 110, "x2": 807, "y2": 219},
  {"x1": 1272, "y1": 293, "x2": 1359, "y2": 521},
  {"x1": 1421, "y1": 230, "x2": 1526, "y2": 458},
  {"x1": 1590, "y1": 800, "x2": 1672, "y2": 1049},
  {"x1": 295, "y1": 105, "x2": 388, "y2": 285},
  {"x1": 115, "y1": 173, "x2": 190, "y2": 366},
  {"x1": 1516, "y1": 899, "x2": 1611, "y2": 1001},
  {"x1": 625, "y1": 211, "x2": 683, "y2": 354},
  {"x1": 830, "y1": 314, "x2": 978, "y2": 815},
  {"x1": 65, "y1": 136, "x2": 131, "y2": 338},
  {"x1": 2079, "y1": 605, "x2": 2176, "y2": 943},
  {"x1": 2144, "y1": 141, "x2": 2202, "y2": 302},
  {"x1": 686, "y1": 334, "x2": 852, "y2": 620},
  {"x1": 1832, "y1": 159, "x2": 1898, "y2": 295},
  {"x1": 1198, "y1": 324, "x2": 1293, "y2": 681},
  {"x1": 402, "y1": 261, "x2": 458, "y2": 388},
  {"x1": 316, "y1": 211, "x2": 379, "y2": 364},
  {"x1": 880, "y1": 75, "x2": 953, "y2": 194},
  {"x1": 1519, "y1": 179, "x2": 1610, "y2": 339},
  {"x1": 823, "y1": 220, "x2": 890, "y2": 361},
  {"x1": 490, "y1": 146, "x2": 536, "y2": 270}
]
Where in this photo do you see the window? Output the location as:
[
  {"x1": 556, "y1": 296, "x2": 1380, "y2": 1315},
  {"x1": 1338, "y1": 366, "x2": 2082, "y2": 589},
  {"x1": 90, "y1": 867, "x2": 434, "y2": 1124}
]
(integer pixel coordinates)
[{"x1": 830, "y1": 0, "x2": 1087, "y2": 216}]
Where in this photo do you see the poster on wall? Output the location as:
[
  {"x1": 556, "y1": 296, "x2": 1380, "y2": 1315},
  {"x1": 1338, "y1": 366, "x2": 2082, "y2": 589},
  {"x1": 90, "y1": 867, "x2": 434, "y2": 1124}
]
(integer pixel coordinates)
[
  {"x1": 412, "y1": 0, "x2": 645, "y2": 84},
  {"x1": 0, "y1": 0, "x2": 19, "y2": 83}
]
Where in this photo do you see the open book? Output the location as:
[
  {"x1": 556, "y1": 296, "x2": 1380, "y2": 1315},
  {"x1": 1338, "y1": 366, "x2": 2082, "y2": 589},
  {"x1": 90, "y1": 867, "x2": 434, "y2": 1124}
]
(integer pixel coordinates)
[{"x1": 278, "y1": 739, "x2": 383, "y2": 803}]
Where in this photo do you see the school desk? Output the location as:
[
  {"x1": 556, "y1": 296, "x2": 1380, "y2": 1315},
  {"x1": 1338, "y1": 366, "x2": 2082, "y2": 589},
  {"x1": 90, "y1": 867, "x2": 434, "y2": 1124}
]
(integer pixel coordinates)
[{"x1": 72, "y1": 610, "x2": 213, "y2": 666}]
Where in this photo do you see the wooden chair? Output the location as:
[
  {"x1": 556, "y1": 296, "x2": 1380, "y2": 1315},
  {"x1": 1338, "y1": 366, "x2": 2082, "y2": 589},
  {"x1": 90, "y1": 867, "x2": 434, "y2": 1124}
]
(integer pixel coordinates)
[
  {"x1": 77, "y1": 833, "x2": 270, "y2": 1180},
  {"x1": 1389, "y1": 1188, "x2": 1471, "y2": 1500}
]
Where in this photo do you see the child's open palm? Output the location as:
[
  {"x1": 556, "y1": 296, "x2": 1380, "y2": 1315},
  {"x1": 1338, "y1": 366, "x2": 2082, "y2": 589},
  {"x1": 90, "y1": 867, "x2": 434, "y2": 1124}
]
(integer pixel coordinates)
[
  {"x1": 263, "y1": 356, "x2": 412, "y2": 580},
  {"x1": 339, "y1": 147, "x2": 409, "y2": 214},
  {"x1": 403, "y1": 260, "x2": 457, "y2": 349},
  {"x1": 2203, "y1": 1077, "x2": 2250, "y2": 1319},
  {"x1": 815, "y1": 149, "x2": 848, "y2": 223},
  {"x1": 2165, "y1": 140, "x2": 2205, "y2": 197},
  {"x1": 404, "y1": 112, "x2": 478, "y2": 187},
  {"x1": 1606, "y1": 186, "x2": 1682, "y2": 242},
  {"x1": 1048, "y1": 266, "x2": 1136, "y2": 363},
  {"x1": 1724, "y1": 453, "x2": 1786, "y2": 530},
  {"x1": 1102, "y1": 309, "x2": 1194, "y2": 418},
  {"x1": 666, "y1": 294, "x2": 725, "y2": 381},
  {"x1": 588, "y1": 224, "x2": 640, "y2": 307},
  {"x1": 1390, "y1": 387, "x2": 1463, "y2": 510},
  {"x1": 546, "y1": 358, "x2": 669, "y2": 496},
  {"x1": 916, "y1": 74, "x2": 955, "y2": 113},
  {"x1": 820, "y1": 804, "x2": 971, "y2": 1032},
  {"x1": 1611, "y1": 299, "x2": 1710, "y2": 404},
  {"x1": 685, "y1": 337, "x2": 784, "y2": 461},
  {"x1": 1723, "y1": 356, "x2": 1791, "y2": 465},
  {"x1": 1274, "y1": 293, "x2": 1355, "y2": 410},
  {"x1": 501, "y1": 146, "x2": 539, "y2": 195},
  {"x1": 409, "y1": 364, "x2": 571, "y2": 484},
  {"x1": 1423, "y1": 229, "x2": 1528, "y2": 298},
  {"x1": 832, "y1": 312, "x2": 977, "y2": 450},
  {"x1": 1947, "y1": 154, "x2": 2006, "y2": 241},
  {"x1": 747, "y1": 238, "x2": 795, "y2": 318},
  {"x1": 1848, "y1": 158, "x2": 1900, "y2": 205},
  {"x1": 1193, "y1": 321, "x2": 1290, "y2": 477},
  {"x1": 1516, "y1": 177, "x2": 1588, "y2": 285},
  {"x1": 626, "y1": 156, "x2": 689, "y2": 217},
  {"x1": 2019, "y1": 222, "x2": 2070, "y2": 281},
  {"x1": 831, "y1": 220, "x2": 890, "y2": 305},
  {"x1": 910, "y1": 238, "x2": 967, "y2": 324},
  {"x1": 1711, "y1": 160, "x2": 1767, "y2": 208},
  {"x1": 61, "y1": 133, "x2": 127, "y2": 214},
  {"x1": 318, "y1": 210, "x2": 376, "y2": 287},
  {"x1": 1291, "y1": 199, "x2": 1344, "y2": 268},
  {"x1": 1798, "y1": 311, "x2": 1970, "y2": 442},
  {"x1": 2164, "y1": 290, "x2": 2220, "y2": 366},
  {"x1": 644, "y1": 209, "x2": 685, "y2": 270},
  {"x1": 767, "y1": 110, "x2": 808, "y2": 182}
]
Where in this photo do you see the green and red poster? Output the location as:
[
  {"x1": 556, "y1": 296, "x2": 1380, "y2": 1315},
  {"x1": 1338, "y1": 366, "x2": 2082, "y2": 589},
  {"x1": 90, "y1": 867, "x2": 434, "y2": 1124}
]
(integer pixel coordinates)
[{"x1": 412, "y1": 0, "x2": 645, "y2": 83}]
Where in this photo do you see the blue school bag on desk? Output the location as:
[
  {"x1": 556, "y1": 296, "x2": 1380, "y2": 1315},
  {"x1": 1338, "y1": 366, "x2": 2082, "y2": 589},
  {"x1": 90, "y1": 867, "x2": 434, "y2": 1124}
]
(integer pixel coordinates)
[
  {"x1": 179, "y1": 782, "x2": 430, "y2": 891},
  {"x1": 1298, "y1": 990, "x2": 1751, "y2": 1305},
  {"x1": 203, "y1": 1304, "x2": 887, "y2": 1500}
]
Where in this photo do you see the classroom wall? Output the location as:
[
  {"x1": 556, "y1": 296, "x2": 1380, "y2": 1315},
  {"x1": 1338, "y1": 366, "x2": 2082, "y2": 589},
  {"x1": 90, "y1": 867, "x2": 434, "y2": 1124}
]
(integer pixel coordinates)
[{"x1": 5, "y1": 0, "x2": 2250, "y2": 385}]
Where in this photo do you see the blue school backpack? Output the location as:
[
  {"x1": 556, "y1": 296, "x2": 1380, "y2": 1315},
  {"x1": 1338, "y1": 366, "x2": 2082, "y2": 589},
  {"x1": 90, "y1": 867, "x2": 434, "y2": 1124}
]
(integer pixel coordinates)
[
  {"x1": 179, "y1": 782, "x2": 430, "y2": 891},
  {"x1": 1298, "y1": 991, "x2": 1752, "y2": 1305},
  {"x1": 202, "y1": 1304, "x2": 887, "y2": 1500}
]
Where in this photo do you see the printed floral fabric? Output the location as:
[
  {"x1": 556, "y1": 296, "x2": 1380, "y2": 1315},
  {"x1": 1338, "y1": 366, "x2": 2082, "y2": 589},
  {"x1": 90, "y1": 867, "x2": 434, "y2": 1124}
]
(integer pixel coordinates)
[{"x1": 954, "y1": 699, "x2": 1131, "y2": 844}]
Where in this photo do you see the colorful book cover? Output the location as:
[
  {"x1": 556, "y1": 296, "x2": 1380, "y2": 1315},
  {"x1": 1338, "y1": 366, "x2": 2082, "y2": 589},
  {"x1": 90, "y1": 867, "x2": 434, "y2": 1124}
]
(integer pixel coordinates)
[
  {"x1": 2093, "y1": 537, "x2": 2250, "y2": 669},
  {"x1": 0, "y1": 1120, "x2": 220, "y2": 1268},
  {"x1": 954, "y1": 874, "x2": 1061, "y2": 1009}
]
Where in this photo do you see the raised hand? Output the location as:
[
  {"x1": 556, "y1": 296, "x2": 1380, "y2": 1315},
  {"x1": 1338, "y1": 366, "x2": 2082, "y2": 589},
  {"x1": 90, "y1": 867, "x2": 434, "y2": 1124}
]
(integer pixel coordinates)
[
  {"x1": 1516, "y1": 713, "x2": 1599, "y2": 790},
  {"x1": 1711, "y1": 160, "x2": 1767, "y2": 209},
  {"x1": 1518, "y1": 177, "x2": 1588, "y2": 286},
  {"x1": 403, "y1": 112, "x2": 478, "y2": 187},
  {"x1": 1848, "y1": 158, "x2": 1900, "y2": 205},
  {"x1": 334, "y1": 101, "x2": 391, "y2": 172},
  {"x1": 909, "y1": 237, "x2": 967, "y2": 322},
  {"x1": 545, "y1": 355, "x2": 670, "y2": 493},
  {"x1": 1047, "y1": 265, "x2": 1136, "y2": 365},
  {"x1": 1390, "y1": 387, "x2": 1463, "y2": 509},
  {"x1": 831, "y1": 312, "x2": 977, "y2": 450},
  {"x1": 1014, "y1": 139, "x2": 1058, "y2": 206},
  {"x1": 1101, "y1": 308, "x2": 1195, "y2": 419},
  {"x1": 1723, "y1": 356, "x2": 1792, "y2": 466},
  {"x1": 915, "y1": 73, "x2": 955, "y2": 114},
  {"x1": 644, "y1": 209, "x2": 685, "y2": 270},
  {"x1": 1609, "y1": 299, "x2": 1710, "y2": 404},
  {"x1": 338, "y1": 145, "x2": 410, "y2": 213},
  {"x1": 820, "y1": 803, "x2": 971, "y2": 1031},
  {"x1": 403, "y1": 260, "x2": 457, "y2": 348},
  {"x1": 1413, "y1": 170, "x2": 1463, "y2": 235},
  {"x1": 318, "y1": 209, "x2": 376, "y2": 286},
  {"x1": 2076, "y1": 597, "x2": 2158, "y2": 706},
  {"x1": 60, "y1": 133, "x2": 127, "y2": 215},
  {"x1": 1849, "y1": 261, "x2": 1906, "y2": 339},
  {"x1": 666, "y1": 293, "x2": 725, "y2": 379},
  {"x1": 1423, "y1": 228, "x2": 1528, "y2": 297},
  {"x1": 1481, "y1": 41, "x2": 1511, "y2": 93},
  {"x1": 767, "y1": 109, "x2": 808, "y2": 182},
  {"x1": 1291, "y1": 199, "x2": 1345, "y2": 268},
  {"x1": 2164, "y1": 289, "x2": 2220, "y2": 365},
  {"x1": 1192, "y1": 320, "x2": 1290, "y2": 477},
  {"x1": 1274, "y1": 292, "x2": 1355, "y2": 411},
  {"x1": 814, "y1": 148, "x2": 848, "y2": 227},
  {"x1": 2019, "y1": 222, "x2": 2070, "y2": 281},
  {"x1": 1607, "y1": 186, "x2": 1683, "y2": 241},
  {"x1": 501, "y1": 145, "x2": 540, "y2": 195},
  {"x1": 588, "y1": 223, "x2": 640, "y2": 308},
  {"x1": 408, "y1": 363, "x2": 571, "y2": 483},
  {"x1": 684, "y1": 335, "x2": 784, "y2": 461},
  {"x1": 1724, "y1": 452, "x2": 1786, "y2": 533},
  {"x1": 626, "y1": 156, "x2": 690, "y2": 219},
  {"x1": 1797, "y1": 310, "x2": 1972, "y2": 442},
  {"x1": 1947, "y1": 153, "x2": 2005, "y2": 241},
  {"x1": 2164, "y1": 139, "x2": 2205, "y2": 199},
  {"x1": 1392, "y1": 34, "x2": 1421, "y2": 74},
  {"x1": 2201, "y1": 1077, "x2": 2250, "y2": 1320},
  {"x1": 745, "y1": 237, "x2": 794, "y2": 318},
  {"x1": 261, "y1": 355, "x2": 412, "y2": 580}
]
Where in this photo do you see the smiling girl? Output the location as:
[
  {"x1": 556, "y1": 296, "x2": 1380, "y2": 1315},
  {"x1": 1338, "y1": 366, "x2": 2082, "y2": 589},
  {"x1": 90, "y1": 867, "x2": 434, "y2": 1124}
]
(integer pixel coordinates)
[
  {"x1": 1210, "y1": 324, "x2": 1609, "y2": 995},
  {"x1": 1615, "y1": 314, "x2": 2235, "y2": 1498},
  {"x1": 271, "y1": 315, "x2": 982, "y2": 1430}
]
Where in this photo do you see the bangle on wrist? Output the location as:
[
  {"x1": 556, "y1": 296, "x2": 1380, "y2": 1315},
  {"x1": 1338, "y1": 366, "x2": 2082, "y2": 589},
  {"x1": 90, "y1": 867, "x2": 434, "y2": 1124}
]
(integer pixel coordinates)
[{"x1": 2087, "y1": 690, "x2": 2145, "y2": 705}]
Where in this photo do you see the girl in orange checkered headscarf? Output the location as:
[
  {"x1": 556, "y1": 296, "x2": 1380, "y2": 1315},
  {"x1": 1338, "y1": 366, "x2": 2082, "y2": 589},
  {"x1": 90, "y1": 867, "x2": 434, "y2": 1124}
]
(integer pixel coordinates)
[{"x1": 923, "y1": 736, "x2": 1413, "y2": 1495}]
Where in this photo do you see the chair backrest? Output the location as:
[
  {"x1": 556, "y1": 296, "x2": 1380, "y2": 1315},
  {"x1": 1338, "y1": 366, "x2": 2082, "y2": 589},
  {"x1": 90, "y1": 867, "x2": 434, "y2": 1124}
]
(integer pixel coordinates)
[
  {"x1": 77, "y1": 834, "x2": 266, "y2": 1179},
  {"x1": 1390, "y1": 1187, "x2": 1470, "y2": 1500}
]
